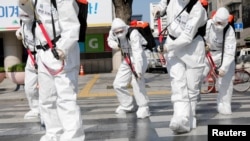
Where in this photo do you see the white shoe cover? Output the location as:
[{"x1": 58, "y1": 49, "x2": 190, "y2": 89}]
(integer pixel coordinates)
[
  {"x1": 115, "y1": 105, "x2": 134, "y2": 114},
  {"x1": 169, "y1": 117, "x2": 190, "y2": 133},
  {"x1": 217, "y1": 103, "x2": 232, "y2": 115},
  {"x1": 190, "y1": 101, "x2": 197, "y2": 129},
  {"x1": 190, "y1": 117, "x2": 197, "y2": 129},
  {"x1": 24, "y1": 110, "x2": 40, "y2": 119},
  {"x1": 136, "y1": 106, "x2": 151, "y2": 119},
  {"x1": 169, "y1": 102, "x2": 191, "y2": 133}
]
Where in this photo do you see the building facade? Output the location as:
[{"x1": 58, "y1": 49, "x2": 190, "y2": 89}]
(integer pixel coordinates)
[{"x1": 0, "y1": 0, "x2": 118, "y2": 75}]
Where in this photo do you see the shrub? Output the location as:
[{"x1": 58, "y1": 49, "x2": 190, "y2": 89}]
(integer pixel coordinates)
[
  {"x1": 0, "y1": 66, "x2": 5, "y2": 72},
  {"x1": 7, "y1": 63, "x2": 26, "y2": 72}
]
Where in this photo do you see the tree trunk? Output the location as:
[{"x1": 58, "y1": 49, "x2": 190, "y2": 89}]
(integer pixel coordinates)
[{"x1": 112, "y1": 0, "x2": 133, "y2": 24}]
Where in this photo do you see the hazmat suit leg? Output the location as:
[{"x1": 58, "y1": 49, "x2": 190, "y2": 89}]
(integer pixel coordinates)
[
  {"x1": 186, "y1": 66, "x2": 204, "y2": 128},
  {"x1": 130, "y1": 59, "x2": 150, "y2": 118},
  {"x1": 113, "y1": 61, "x2": 135, "y2": 114},
  {"x1": 39, "y1": 70, "x2": 63, "y2": 141},
  {"x1": 38, "y1": 61, "x2": 85, "y2": 141},
  {"x1": 24, "y1": 56, "x2": 40, "y2": 119},
  {"x1": 217, "y1": 62, "x2": 235, "y2": 115},
  {"x1": 167, "y1": 56, "x2": 203, "y2": 133},
  {"x1": 55, "y1": 68, "x2": 85, "y2": 141}
]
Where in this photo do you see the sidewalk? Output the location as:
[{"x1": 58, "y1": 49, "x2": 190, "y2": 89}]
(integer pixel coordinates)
[
  {"x1": 0, "y1": 76, "x2": 26, "y2": 100},
  {"x1": 77, "y1": 72, "x2": 172, "y2": 97}
]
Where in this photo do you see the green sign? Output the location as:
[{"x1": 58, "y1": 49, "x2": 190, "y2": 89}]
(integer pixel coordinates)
[{"x1": 85, "y1": 34, "x2": 104, "y2": 53}]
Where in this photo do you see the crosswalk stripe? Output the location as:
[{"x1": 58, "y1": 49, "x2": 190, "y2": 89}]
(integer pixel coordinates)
[{"x1": 0, "y1": 94, "x2": 250, "y2": 140}]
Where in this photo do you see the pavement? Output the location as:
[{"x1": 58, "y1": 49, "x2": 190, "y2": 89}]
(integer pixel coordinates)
[{"x1": 0, "y1": 72, "x2": 250, "y2": 141}]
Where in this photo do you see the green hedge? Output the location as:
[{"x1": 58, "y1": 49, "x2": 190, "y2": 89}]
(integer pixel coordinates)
[
  {"x1": 7, "y1": 63, "x2": 26, "y2": 72},
  {"x1": 0, "y1": 67, "x2": 5, "y2": 72},
  {"x1": 244, "y1": 37, "x2": 250, "y2": 41}
]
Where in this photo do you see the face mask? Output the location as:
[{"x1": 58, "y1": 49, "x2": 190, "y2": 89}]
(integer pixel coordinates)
[
  {"x1": 19, "y1": 9, "x2": 34, "y2": 24},
  {"x1": 114, "y1": 28, "x2": 127, "y2": 39},
  {"x1": 116, "y1": 32, "x2": 126, "y2": 39},
  {"x1": 214, "y1": 25, "x2": 224, "y2": 31},
  {"x1": 21, "y1": 17, "x2": 33, "y2": 24},
  {"x1": 213, "y1": 22, "x2": 227, "y2": 32}
]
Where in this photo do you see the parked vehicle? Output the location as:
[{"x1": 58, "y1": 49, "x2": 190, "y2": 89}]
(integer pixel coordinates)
[
  {"x1": 236, "y1": 48, "x2": 250, "y2": 73},
  {"x1": 145, "y1": 48, "x2": 167, "y2": 73}
]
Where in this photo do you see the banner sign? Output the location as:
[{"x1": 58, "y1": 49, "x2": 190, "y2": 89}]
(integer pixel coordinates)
[
  {"x1": 85, "y1": 34, "x2": 104, "y2": 53},
  {"x1": 0, "y1": 0, "x2": 113, "y2": 31},
  {"x1": 87, "y1": 0, "x2": 113, "y2": 27},
  {"x1": 0, "y1": 0, "x2": 20, "y2": 31}
]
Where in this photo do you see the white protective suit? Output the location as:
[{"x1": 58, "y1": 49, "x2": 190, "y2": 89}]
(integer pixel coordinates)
[
  {"x1": 153, "y1": 0, "x2": 208, "y2": 133},
  {"x1": 107, "y1": 18, "x2": 150, "y2": 119},
  {"x1": 16, "y1": 8, "x2": 40, "y2": 120},
  {"x1": 204, "y1": 7, "x2": 236, "y2": 115},
  {"x1": 18, "y1": 0, "x2": 85, "y2": 141}
]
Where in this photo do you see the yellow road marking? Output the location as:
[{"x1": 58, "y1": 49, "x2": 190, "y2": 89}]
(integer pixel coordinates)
[
  {"x1": 78, "y1": 74, "x2": 171, "y2": 98},
  {"x1": 78, "y1": 74, "x2": 100, "y2": 97}
]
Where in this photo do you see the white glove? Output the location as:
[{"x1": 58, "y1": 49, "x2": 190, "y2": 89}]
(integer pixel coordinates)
[
  {"x1": 157, "y1": 45, "x2": 167, "y2": 53},
  {"x1": 56, "y1": 49, "x2": 65, "y2": 60},
  {"x1": 112, "y1": 42, "x2": 120, "y2": 50},
  {"x1": 218, "y1": 69, "x2": 226, "y2": 77},
  {"x1": 152, "y1": 6, "x2": 161, "y2": 19},
  {"x1": 205, "y1": 43, "x2": 211, "y2": 53},
  {"x1": 108, "y1": 40, "x2": 120, "y2": 50},
  {"x1": 137, "y1": 73, "x2": 142, "y2": 80},
  {"x1": 15, "y1": 28, "x2": 22, "y2": 40}
]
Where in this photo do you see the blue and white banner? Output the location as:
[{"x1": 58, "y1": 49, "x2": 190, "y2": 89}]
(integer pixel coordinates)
[
  {"x1": 0, "y1": 0, "x2": 20, "y2": 31},
  {"x1": 0, "y1": 0, "x2": 113, "y2": 31}
]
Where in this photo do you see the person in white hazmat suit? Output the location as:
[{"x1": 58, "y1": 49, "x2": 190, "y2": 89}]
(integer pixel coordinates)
[
  {"x1": 18, "y1": 0, "x2": 85, "y2": 141},
  {"x1": 203, "y1": 7, "x2": 236, "y2": 115},
  {"x1": 152, "y1": 0, "x2": 208, "y2": 133},
  {"x1": 107, "y1": 18, "x2": 151, "y2": 119},
  {"x1": 15, "y1": 8, "x2": 40, "y2": 120}
]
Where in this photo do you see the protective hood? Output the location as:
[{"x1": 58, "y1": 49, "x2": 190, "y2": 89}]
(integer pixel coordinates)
[
  {"x1": 213, "y1": 7, "x2": 229, "y2": 25},
  {"x1": 212, "y1": 7, "x2": 229, "y2": 31},
  {"x1": 111, "y1": 18, "x2": 129, "y2": 39},
  {"x1": 18, "y1": 0, "x2": 34, "y2": 18},
  {"x1": 111, "y1": 18, "x2": 128, "y2": 31}
]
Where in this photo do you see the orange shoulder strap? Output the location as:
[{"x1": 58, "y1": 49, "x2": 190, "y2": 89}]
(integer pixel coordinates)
[
  {"x1": 136, "y1": 21, "x2": 149, "y2": 28},
  {"x1": 77, "y1": 0, "x2": 88, "y2": 4}
]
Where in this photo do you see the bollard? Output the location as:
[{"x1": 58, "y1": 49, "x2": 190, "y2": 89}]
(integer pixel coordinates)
[{"x1": 79, "y1": 64, "x2": 85, "y2": 76}]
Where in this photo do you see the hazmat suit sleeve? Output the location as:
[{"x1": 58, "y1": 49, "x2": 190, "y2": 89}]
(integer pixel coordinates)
[
  {"x1": 204, "y1": 20, "x2": 212, "y2": 42},
  {"x1": 107, "y1": 30, "x2": 120, "y2": 50},
  {"x1": 166, "y1": 3, "x2": 207, "y2": 52},
  {"x1": 55, "y1": 0, "x2": 80, "y2": 56},
  {"x1": 156, "y1": 0, "x2": 168, "y2": 14},
  {"x1": 219, "y1": 27, "x2": 236, "y2": 73},
  {"x1": 129, "y1": 29, "x2": 146, "y2": 74}
]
